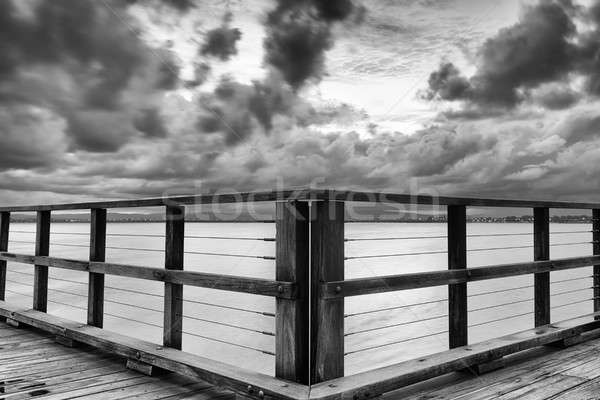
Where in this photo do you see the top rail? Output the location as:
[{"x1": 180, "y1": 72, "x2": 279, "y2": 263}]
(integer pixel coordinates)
[{"x1": 1, "y1": 188, "x2": 600, "y2": 212}]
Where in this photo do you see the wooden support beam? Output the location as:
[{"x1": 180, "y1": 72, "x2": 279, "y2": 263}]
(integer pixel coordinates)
[
  {"x1": 275, "y1": 201, "x2": 309, "y2": 384},
  {"x1": 311, "y1": 200, "x2": 344, "y2": 384},
  {"x1": 164, "y1": 205, "x2": 184, "y2": 350},
  {"x1": 33, "y1": 210, "x2": 50, "y2": 312},
  {"x1": 465, "y1": 357, "x2": 505, "y2": 376},
  {"x1": 448, "y1": 205, "x2": 467, "y2": 349},
  {"x1": 88, "y1": 208, "x2": 106, "y2": 328},
  {"x1": 594, "y1": 209, "x2": 600, "y2": 318},
  {"x1": 126, "y1": 359, "x2": 167, "y2": 376},
  {"x1": 0, "y1": 211, "x2": 9, "y2": 301},
  {"x1": 534, "y1": 207, "x2": 550, "y2": 327},
  {"x1": 55, "y1": 335, "x2": 78, "y2": 348}
]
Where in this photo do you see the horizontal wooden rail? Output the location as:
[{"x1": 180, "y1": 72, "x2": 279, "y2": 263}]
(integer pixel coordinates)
[
  {"x1": 321, "y1": 255, "x2": 600, "y2": 298},
  {"x1": 2, "y1": 187, "x2": 600, "y2": 212},
  {"x1": 0, "y1": 301, "x2": 307, "y2": 400},
  {"x1": 0, "y1": 252, "x2": 296, "y2": 299},
  {"x1": 0, "y1": 189, "x2": 313, "y2": 212}
]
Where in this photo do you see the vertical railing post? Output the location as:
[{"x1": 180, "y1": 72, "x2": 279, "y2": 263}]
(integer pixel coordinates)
[
  {"x1": 88, "y1": 208, "x2": 106, "y2": 327},
  {"x1": 275, "y1": 201, "x2": 309, "y2": 384},
  {"x1": 310, "y1": 199, "x2": 344, "y2": 384},
  {"x1": 593, "y1": 209, "x2": 600, "y2": 317},
  {"x1": 33, "y1": 210, "x2": 50, "y2": 312},
  {"x1": 448, "y1": 205, "x2": 467, "y2": 348},
  {"x1": 534, "y1": 207, "x2": 550, "y2": 327},
  {"x1": 0, "y1": 212, "x2": 10, "y2": 301},
  {"x1": 164, "y1": 205, "x2": 184, "y2": 350}
]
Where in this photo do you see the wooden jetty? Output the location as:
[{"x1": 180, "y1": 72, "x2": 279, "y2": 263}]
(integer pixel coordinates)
[{"x1": 0, "y1": 188, "x2": 600, "y2": 399}]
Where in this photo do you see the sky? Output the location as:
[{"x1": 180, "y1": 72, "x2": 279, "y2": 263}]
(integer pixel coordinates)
[{"x1": 2, "y1": 0, "x2": 600, "y2": 206}]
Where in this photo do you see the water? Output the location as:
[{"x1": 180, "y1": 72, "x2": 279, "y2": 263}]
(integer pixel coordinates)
[{"x1": 3, "y1": 223, "x2": 594, "y2": 376}]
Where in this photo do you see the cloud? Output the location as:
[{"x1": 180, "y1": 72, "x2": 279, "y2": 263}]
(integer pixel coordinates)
[
  {"x1": 0, "y1": 0, "x2": 178, "y2": 152},
  {"x1": 424, "y1": 0, "x2": 588, "y2": 113},
  {"x1": 263, "y1": 0, "x2": 363, "y2": 89},
  {"x1": 200, "y1": 12, "x2": 242, "y2": 61}
]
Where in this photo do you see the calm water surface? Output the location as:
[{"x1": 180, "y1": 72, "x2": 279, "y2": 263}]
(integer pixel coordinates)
[{"x1": 3, "y1": 223, "x2": 594, "y2": 376}]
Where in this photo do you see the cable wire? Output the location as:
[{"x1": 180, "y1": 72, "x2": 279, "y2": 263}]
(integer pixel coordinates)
[
  {"x1": 344, "y1": 314, "x2": 447, "y2": 337},
  {"x1": 344, "y1": 330, "x2": 448, "y2": 356},
  {"x1": 468, "y1": 298, "x2": 534, "y2": 313},
  {"x1": 344, "y1": 298, "x2": 447, "y2": 318},
  {"x1": 182, "y1": 330, "x2": 275, "y2": 356},
  {"x1": 181, "y1": 298, "x2": 275, "y2": 317},
  {"x1": 345, "y1": 249, "x2": 447, "y2": 260},
  {"x1": 469, "y1": 311, "x2": 533, "y2": 328},
  {"x1": 183, "y1": 314, "x2": 274, "y2": 336},
  {"x1": 469, "y1": 284, "x2": 534, "y2": 298}
]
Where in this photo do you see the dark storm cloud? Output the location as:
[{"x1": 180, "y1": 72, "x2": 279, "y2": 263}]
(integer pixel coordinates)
[
  {"x1": 425, "y1": 0, "x2": 582, "y2": 112},
  {"x1": 0, "y1": 0, "x2": 176, "y2": 154},
  {"x1": 200, "y1": 12, "x2": 242, "y2": 61},
  {"x1": 263, "y1": 0, "x2": 363, "y2": 89}
]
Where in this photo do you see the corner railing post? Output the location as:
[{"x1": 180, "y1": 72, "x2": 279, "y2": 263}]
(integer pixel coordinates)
[
  {"x1": 534, "y1": 207, "x2": 550, "y2": 327},
  {"x1": 275, "y1": 200, "x2": 309, "y2": 384},
  {"x1": 448, "y1": 205, "x2": 467, "y2": 348},
  {"x1": 311, "y1": 199, "x2": 344, "y2": 384},
  {"x1": 593, "y1": 209, "x2": 600, "y2": 318},
  {"x1": 164, "y1": 205, "x2": 184, "y2": 350},
  {"x1": 33, "y1": 210, "x2": 50, "y2": 312},
  {"x1": 88, "y1": 208, "x2": 106, "y2": 327},
  {"x1": 0, "y1": 211, "x2": 9, "y2": 301}
]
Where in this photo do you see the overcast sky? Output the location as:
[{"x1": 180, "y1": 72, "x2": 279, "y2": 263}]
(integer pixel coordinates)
[{"x1": 2, "y1": 0, "x2": 600, "y2": 206}]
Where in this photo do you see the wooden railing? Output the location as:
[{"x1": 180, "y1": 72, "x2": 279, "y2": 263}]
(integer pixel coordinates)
[{"x1": 1, "y1": 188, "x2": 600, "y2": 400}]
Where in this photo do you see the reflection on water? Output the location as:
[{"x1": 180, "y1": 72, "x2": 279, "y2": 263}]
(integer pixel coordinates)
[{"x1": 4, "y1": 222, "x2": 594, "y2": 376}]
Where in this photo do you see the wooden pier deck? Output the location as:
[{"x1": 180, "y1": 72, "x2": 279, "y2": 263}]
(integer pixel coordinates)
[
  {"x1": 0, "y1": 323, "x2": 234, "y2": 400},
  {"x1": 393, "y1": 330, "x2": 600, "y2": 400}
]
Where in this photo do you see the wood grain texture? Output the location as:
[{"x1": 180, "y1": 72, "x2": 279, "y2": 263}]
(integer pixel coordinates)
[
  {"x1": 311, "y1": 201, "x2": 344, "y2": 384},
  {"x1": 0, "y1": 211, "x2": 9, "y2": 301},
  {"x1": 3, "y1": 188, "x2": 600, "y2": 212},
  {"x1": 534, "y1": 207, "x2": 550, "y2": 327},
  {"x1": 164, "y1": 205, "x2": 184, "y2": 350},
  {"x1": 594, "y1": 209, "x2": 600, "y2": 316},
  {"x1": 275, "y1": 201, "x2": 309, "y2": 384},
  {"x1": 308, "y1": 313, "x2": 600, "y2": 400},
  {"x1": 88, "y1": 208, "x2": 106, "y2": 328},
  {"x1": 33, "y1": 210, "x2": 50, "y2": 312},
  {"x1": 0, "y1": 252, "x2": 296, "y2": 298},
  {"x1": 448, "y1": 205, "x2": 467, "y2": 349},
  {"x1": 321, "y1": 255, "x2": 600, "y2": 298},
  {"x1": 0, "y1": 301, "x2": 308, "y2": 400}
]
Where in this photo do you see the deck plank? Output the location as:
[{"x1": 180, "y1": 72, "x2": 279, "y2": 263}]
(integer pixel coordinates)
[{"x1": 0, "y1": 322, "x2": 234, "y2": 399}]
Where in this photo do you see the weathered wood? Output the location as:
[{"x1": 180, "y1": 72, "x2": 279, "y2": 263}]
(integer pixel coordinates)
[
  {"x1": 0, "y1": 211, "x2": 9, "y2": 301},
  {"x1": 0, "y1": 189, "x2": 313, "y2": 212},
  {"x1": 594, "y1": 209, "x2": 600, "y2": 317},
  {"x1": 6, "y1": 317, "x2": 19, "y2": 327},
  {"x1": 88, "y1": 208, "x2": 106, "y2": 328},
  {"x1": 33, "y1": 210, "x2": 50, "y2": 312},
  {"x1": 126, "y1": 358, "x2": 166, "y2": 376},
  {"x1": 0, "y1": 301, "x2": 308, "y2": 400},
  {"x1": 55, "y1": 334, "x2": 78, "y2": 347},
  {"x1": 311, "y1": 201, "x2": 344, "y2": 384},
  {"x1": 321, "y1": 255, "x2": 600, "y2": 298},
  {"x1": 164, "y1": 205, "x2": 184, "y2": 350},
  {"x1": 4, "y1": 188, "x2": 600, "y2": 212},
  {"x1": 466, "y1": 357, "x2": 505, "y2": 375},
  {"x1": 308, "y1": 312, "x2": 600, "y2": 400},
  {"x1": 534, "y1": 207, "x2": 550, "y2": 327},
  {"x1": 448, "y1": 205, "x2": 467, "y2": 349},
  {"x1": 275, "y1": 201, "x2": 309, "y2": 384},
  {"x1": 0, "y1": 252, "x2": 297, "y2": 298}
]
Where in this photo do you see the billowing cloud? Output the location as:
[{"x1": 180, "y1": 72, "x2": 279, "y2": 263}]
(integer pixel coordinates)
[
  {"x1": 0, "y1": 0, "x2": 179, "y2": 153},
  {"x1": 421, "y1": 0, "x2": 600, "y2": 115}
]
